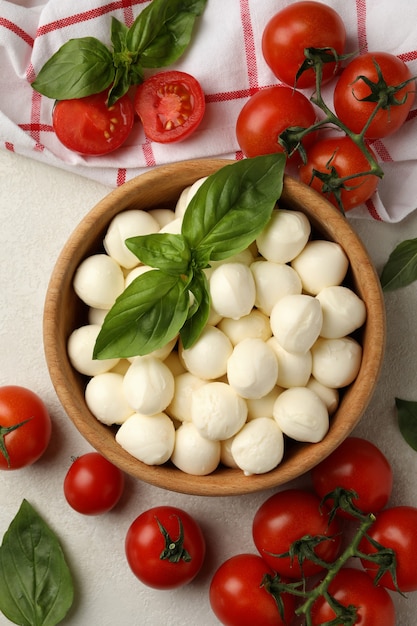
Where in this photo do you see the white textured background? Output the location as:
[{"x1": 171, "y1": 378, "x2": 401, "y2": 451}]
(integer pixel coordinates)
[{"x1": 1, "y1": 149, "x2": 417, "y2": 625}]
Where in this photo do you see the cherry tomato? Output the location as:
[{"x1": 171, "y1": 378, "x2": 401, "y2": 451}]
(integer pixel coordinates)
[
  {"x1": 262, "y1": 1, "x2": 346, "y2": 89},
  {"x1": 236, "y1": 85, "x2": 317, "y2": 158},
  {"x1": 252, "y1": 488, "x2": 342, "y2": 579},
  {"x1": 134, "y1": 71, "x2": 205, "y2": 143},
  {"x1": 311, "y1": 437, "x2": 393, "y2": 518},
  {"x1": 0, "y1": 385, "x2": 51, "y2": 470},
  {"x1": 125, "y1": 505, "x2": 205, "y2": 589},
  {"x1": 52, "y1": 90, "x2": 134, "y2": 155},
  {"x1": 334, "y1": 52, "x2": 415, "y2": 138},
  {"x1": 63, "y1": 452, "x2": 125, "y2": 515},
  {"x1": 311, "y1": 567, "x2": 396, "y2": 626},
  {"x1": 209, "y1": 553, "x2": 295, "y2": 626},
  {"x1": 299, "y1": 135, "x2": 379, "y2": 210},
  {"x1": 359, "y1": 506, "x2": 417, "y2": 592}
]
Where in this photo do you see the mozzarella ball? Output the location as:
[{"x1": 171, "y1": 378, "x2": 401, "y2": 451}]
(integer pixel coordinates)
[
  {"x1": 148, "y1": 208, "x2": 176, "y2": 229},
  {"x1": 171, "y1": 421, "x2": 221, "y2": 475},
  {"x1": 158, "y1": 217, "x2": 183, "y2": 234},
  {"x1": 218, "y1": 309, "x2": 271, "y2": 346},
  {"x1": 164, "y1": 350, "x2": 186, "y2": 377},
  {"x1": 267, "y1": 337, "x2": 312, "y2": 388},
  {"x1": 124, "y1": 264, "x2": 153, "y2": 288},
  {"x1": 73, "y1": 254, "x2": 125, "y2": 309},
  {"x1": 179, "y1": 325, "x2": 233, "y2": 380},
  {"x1": 270, "y1": 294, "x2": 323, "y2": 354},
  {"x1": 250, "y1": 260, "x2": 302, "y2": 315},
  {"x1": 256, "y1": 208, "x2": 311, "y2": 263},
  {"x1": 227, "y1": 338, "x2": 278, "y2": 399},
  {"x1": 291, "y1": 240, "x2": 349, "y2": 295},
  {"x1": 306, "y1": 377, "x2": 339, "y2": 415},
  {"x1": 231, "y1": 417, "x2": 284, "y2": 475},
  {"x1": 68, "y1": 324, "x2": 119, "y2": 376},
  {"x1": 166, "y1": 372, "x2": 206, "y2": 422},
  {"x1": 220, "y1": 437, "x2": 240, "y2": 468},
  {"x1": 311, "y1": 337, "x2": 362, "y2": 388},
  {"x1": 85, "y1": 372, "x2": 133, "y2": 425},
  {"x1": 123, "y1": 356, "x2": 175, "y2": 415},
  {"x1": 209, "y1": 262, "x2": 256, "y2": 320},
  {"x1": 316, "y1": 286, "x2": 367, "y2": 338},
  {"x1": 88, "y1": 306, "x2": 108, "y2": 326},
  {"x1": 179, "y1": 176, "x2": 208, "y2": 216},
  {"x1": 273, "y1": 387, "x2": 329, "y2": 443},
  {"x1": 246, "y1": 386, "x2": 283, "y2": 420},
  {"x1": 191, "y1": 381, "x2": 247, "y2": 440},
  {"x1": 174, "y1": 185, "x2": 192, "y2": 218},
  {"x1": 115, "y1": 412, "x2": 175, "y2": 465},
  {"x1": 103, "y1": 210, "x2": 159, "y2": 269}
]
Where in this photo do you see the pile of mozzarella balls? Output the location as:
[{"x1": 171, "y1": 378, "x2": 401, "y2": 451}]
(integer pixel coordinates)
[{"x1": 68, "y1": 177, "x2": 366, "y2": 477}]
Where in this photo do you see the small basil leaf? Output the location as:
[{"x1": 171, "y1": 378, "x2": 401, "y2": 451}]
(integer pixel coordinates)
[
  {"x1": 180, "y1": 270, "x2": 210, "y2": 348},
  {"x1": 94, "y1": 270, "x2": 189, "y2": 358},
  {"x1": 32, "y1": 37, "x2": 114, "y2": 100},
  {"x1": 0, "y1": 499, "x2": 74, "y2": 626},
  {"x1": 126, "y1": 233, "x2": 192, "y2": 274},
  {"x1": 380, "y1": 238, "x2": 417, "y2": 291},
  {"x1": 107, "y1": 65, "x2": 132, "y2": 107},
  {"x1": 182, "y1": 153, "x2": 286, "y2": 262},
  {"x1": 396, "y1": 397, "x2": 417, "y2": 451},
  {"x1": 111, "y1": 16, "x2": 129, "y2": 54}
]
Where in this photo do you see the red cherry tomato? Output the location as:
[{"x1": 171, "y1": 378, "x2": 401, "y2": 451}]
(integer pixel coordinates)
[
  {"x1": 52, "y1": 90, "x2": 134, "y2": 155},
  {"x1": 252, "y1": 488, "x2": 342, "y2": 579},
  {"x1": 236, "y1": 85, "x2": 318, "y2": 158},
  {"x1": 125, "y1": 505, "x2": 205, "y2": 589},
  {"x1": 359, "y1": 506, "x2": 417, "y2": 592},
  {"x1": 134, "y1": 71, "x2": 205, "y2": 143},
  {"x1": 311, "y1": 437, "x2": 393, "y2": 518},
  {"x1": 0, "y1": 385, "x2": 51, "y2": 470},
  {"x1": 209, "y1": 553, "x2": 295, "y2": 626},
  {"x1": 311, "y1": 567, "x2": 396, "y2": 626},
  {"x1": 63, "y1": 452, "x2": 125, "y2": 515},
  {"x1": 262, "y1": 1, "x2": 346, "y2": 89},
  {"x1": 299, "y1": 135, "x2": 379, "y2": 210},
  {"x1": 334, "y1": 51, "x2": 415, "y2": 138}
]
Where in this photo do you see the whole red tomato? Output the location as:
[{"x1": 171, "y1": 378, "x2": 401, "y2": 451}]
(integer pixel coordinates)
[
  {"x1": 63, "y1": 452, "x2": 125, "y2": 515},
  {"x1": 209, "y1": 553, "x2": 295, "y2": 626},
  {"x1": 236, "y1": 85, "x2": 317, "y2": 158},
  {"x1": 334, "y1": 51, "x2": 415, "y2": 138},
  {"x1": 125, "y1": 505, "x2": 205, "y2": 589},
  {"x1": 52, "y1": 90, "x2": 134, "y2": 155},
  {"x1": 0, "y1": 385, "x2": 51, "y2": 470},
  {"x1": 262, "y1": 1, "x2": 346, "y2": 88},
  {"x1": 359, "y1": 506, "x2": 417, "y2": 592},
  {"x1": 299, "y1": 135, "x2": 379, "y2": 210},
  {"x1": 134, "y1": 70, "x2": 205, "y2": 143},
  {"x1": 252, "y1": 488, "x2": 342, "y2": 579},
  {"x1": 311, "y1": 567, "x2": 396, "y2": 625},
  {"x1": 311, "y1": 437, "x2": 393, "y2": 518}
]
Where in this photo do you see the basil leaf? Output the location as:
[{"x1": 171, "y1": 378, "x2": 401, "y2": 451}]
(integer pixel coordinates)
[
  {"x1": 380, "y1": 238, "x2": 417, "y2": 291},
  {"x1": 182, "y1": 153, "x2": 286, "y2": 262},
  {"x1": 396, "y1": 397, "x2": 417, "y2": 451},
  {"x1": 111, "y1": 16, "x2": 129, "y2": 54},
  {"x1": 127, "y1": 0, "x2": 207, "y2": 67},
  {"x1": 0, "y1": 500, "x2": 74, "y2": 626},
  {"x1": 94, "y1": 270, "x2": 189, "y2": 358},
  {"x1": 32, "y1": 38, "x2": 114, "y2": 100},
  {"x1": 126, "y1": 233, "x2": 192, "y2": 274},
  {"x1": 180, "y1": 270, "x2": 210, "y2": 348}
]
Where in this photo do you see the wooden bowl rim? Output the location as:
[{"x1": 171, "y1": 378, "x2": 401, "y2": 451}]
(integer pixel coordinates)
[{"x1": 43, "y1": 158, "x2": 386, "y2": 496}]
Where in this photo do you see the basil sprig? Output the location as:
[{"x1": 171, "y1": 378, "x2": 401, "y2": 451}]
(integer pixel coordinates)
[
  {"x1": 32, "y1": 0, "x2": 207, "y2": 106},
  {"x1": 0, "y1": 500, "x2": 74, "y2": 626},
  {"x1": 93, "y1": 154, "x2": 286, "y2": 359}
]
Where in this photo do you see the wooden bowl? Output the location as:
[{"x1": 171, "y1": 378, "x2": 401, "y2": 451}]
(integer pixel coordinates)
[{"x1": 43, "y1": 159, "x2": 385, "y2": 496}]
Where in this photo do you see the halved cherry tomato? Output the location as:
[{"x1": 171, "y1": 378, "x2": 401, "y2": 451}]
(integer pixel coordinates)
[
  {"x1": 134, "y1": 71, "x2": 205, "y2": 143},
  {"x1": 52, "y1": 90, "x2": 134, "y2": 155}
]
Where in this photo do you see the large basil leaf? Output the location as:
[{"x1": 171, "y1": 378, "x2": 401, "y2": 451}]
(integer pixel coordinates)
[
  {"x1": 396, "y1": 397, "x2": 417, "y2": 451},
  {"x1": 182, "y1": 153, "x2": 286, "y2": 262},
  {"x1": 380, "y1": 238, "x2": 417, "y2": 291},
  {"x1": 0, "y1": 500, "x2": 74, "y2": 626},
  {"x1": 94, "y1": 270, "x2": 189, "y2": 358},
  {"x1": 126, "y1": 233, "x2": 192, "y2": 274},
  {"x1": 31, "y1": 38, "x2": 114, "y2": 100}
]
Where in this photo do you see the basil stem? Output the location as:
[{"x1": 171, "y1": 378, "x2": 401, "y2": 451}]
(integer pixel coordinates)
[
  {"x1": 0, "y1": 500, "x2": 74, "y2": 626},
  {"x1": 380, "y1": 237, "x2": 417, "y2": 291}
]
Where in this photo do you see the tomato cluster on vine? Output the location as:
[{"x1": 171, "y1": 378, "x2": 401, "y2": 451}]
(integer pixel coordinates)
[{"x1": 236, "y1": 1, "x2": 415, "y2": 213}]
